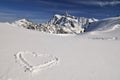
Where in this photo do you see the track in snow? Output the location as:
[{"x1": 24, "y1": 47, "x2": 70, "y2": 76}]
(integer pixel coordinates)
[{"x1": 14, "y1": 51, "x2": 59, "y2": 73}]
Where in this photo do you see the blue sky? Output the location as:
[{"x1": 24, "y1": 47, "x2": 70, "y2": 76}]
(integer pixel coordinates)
[{"x1": 0, "y1": 0, "x2": 120, "y2": 23}]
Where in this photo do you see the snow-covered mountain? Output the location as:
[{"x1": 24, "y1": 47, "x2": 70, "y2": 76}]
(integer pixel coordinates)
[
  {"x1": 10, "y1": 13, "x2": 120, "y2": 36},
  {"x1": 46, "y1": 12, "x2": 98, "y2": 34},
  {"x1": 44, "y1": 12, "x2": 84, "y2": 34},
  {"x1": 11, "y1": 19, "x2": 36, "y2": 30},
  {"x1": 11, "y1": 13, "x2": 98, "y2": 34}
]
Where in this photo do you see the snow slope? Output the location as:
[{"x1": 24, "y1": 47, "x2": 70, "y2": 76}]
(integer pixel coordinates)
[
  {"x1": 87, "y1": 17, "x2": 120, "y2": 32},
  {"x1": 84, "y1": 17, "x2": 120, "y2": 40},
  {"x1": 0, "y1": 22, "x2": 120, "y2": 80}
]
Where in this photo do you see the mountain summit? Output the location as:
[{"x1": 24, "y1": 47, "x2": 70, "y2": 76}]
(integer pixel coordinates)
[
  {"x1": 47, "y1": 13, "x2": 84, "y2": 34},
  {"x1": 43, "y1": 12, "x2": 98, "y2": 34}
]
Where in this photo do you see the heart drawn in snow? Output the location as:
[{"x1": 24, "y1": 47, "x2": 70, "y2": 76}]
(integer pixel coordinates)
[{"x1": 14, "y1": 51, "x2": 59, "y2": 73}]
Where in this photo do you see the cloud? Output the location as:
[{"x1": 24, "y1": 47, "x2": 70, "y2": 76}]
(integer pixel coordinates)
[
  {"x1": 71, "y1": 1, "x2": 120, "y2": 6},
  {"x1": 0, "y1": 12, "x2": 16, "y2": 16},
  {"x1": 36, "y1": 0, "x2": 76, "y2": 7}
]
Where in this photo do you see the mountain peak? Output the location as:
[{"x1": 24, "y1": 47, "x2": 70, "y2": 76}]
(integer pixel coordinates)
[
  {"x1": 17, "y1": 19, "x2": 31, "y2": 23},
  {"x1": 64, "y1": 11, "x2": 69, "y2": 17},
  {"x1": 11, "y1": 19, "x2": 34, "y2": 29}
]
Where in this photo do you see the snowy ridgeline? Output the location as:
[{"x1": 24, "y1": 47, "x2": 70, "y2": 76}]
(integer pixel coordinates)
[{"x1": 10, "y1": 13, "x2": 98, "y2": 34}]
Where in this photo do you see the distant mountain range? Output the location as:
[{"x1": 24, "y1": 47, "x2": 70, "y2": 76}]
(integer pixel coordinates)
[{"x1": 11, "y1": 12, "x2": 120, "y2": 34}]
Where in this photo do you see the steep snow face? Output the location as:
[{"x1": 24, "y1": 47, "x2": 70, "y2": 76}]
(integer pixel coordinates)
[
  {"x1": 48, "y1": 13, "x2": 84, "y2": 34},
  {"x1": 49, "y1": 13, "x2": 78, "y2": 26},
  {"x1": 49, "y1": 13, "x2": 98, "y2": 28},
  {"x1": 48, "y1": 13, "x2": 98, "y2": 34},
  {"x1": 86, "y1": 17, "x2": 120, "y2": 32}
]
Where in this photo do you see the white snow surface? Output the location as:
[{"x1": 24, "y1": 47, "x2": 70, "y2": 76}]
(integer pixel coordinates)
[{"x1": 0, "y1": 22, "x2": 120, "y2": 80}]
